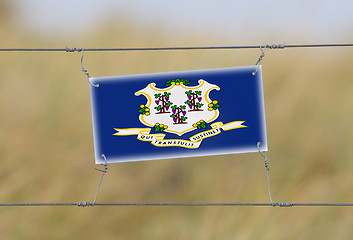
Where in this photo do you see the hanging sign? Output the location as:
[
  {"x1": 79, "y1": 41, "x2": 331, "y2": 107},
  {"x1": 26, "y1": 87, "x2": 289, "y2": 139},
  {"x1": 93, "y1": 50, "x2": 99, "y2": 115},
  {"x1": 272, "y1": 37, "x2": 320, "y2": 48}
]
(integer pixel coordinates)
[{"x1": 90, "y1": 66, "x2": 267, "y2": 164}]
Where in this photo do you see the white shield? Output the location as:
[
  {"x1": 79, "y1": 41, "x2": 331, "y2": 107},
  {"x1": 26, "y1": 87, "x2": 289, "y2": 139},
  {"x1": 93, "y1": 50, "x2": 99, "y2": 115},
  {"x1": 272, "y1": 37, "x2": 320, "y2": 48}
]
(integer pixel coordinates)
[{"x1": 135, "y1": 79, "x2": 220, "y2": 136}]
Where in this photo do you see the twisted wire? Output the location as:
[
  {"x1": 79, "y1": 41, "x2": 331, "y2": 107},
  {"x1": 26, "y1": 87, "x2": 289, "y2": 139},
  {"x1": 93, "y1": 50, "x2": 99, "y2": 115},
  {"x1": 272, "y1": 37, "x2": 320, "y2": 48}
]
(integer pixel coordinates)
[
  {"x1": 252, "y1": 46, "x2": 267, "y2": 75},
  {"x1": 0, "y1": 43, "x2": 352, "y2": 52},
  {"x1": 0, "y1": 202, "x2": 353, "y2": 207},
  {"x1": 257, "y1": 142, "x2": 274, "y2": 205},
  {"x1": 92, "y1": 154, "x2": 108, "y2": 206},
  {"x1": 80, "y1": 49, "x2": 99, "y2": 87}
]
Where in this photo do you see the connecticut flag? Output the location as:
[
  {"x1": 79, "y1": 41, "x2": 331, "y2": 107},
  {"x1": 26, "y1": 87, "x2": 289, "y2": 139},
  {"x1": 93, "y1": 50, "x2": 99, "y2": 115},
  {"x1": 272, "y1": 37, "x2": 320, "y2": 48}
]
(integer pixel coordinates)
[{"x1": 90, "y1": 66, "x2": 267, "y2": 164}]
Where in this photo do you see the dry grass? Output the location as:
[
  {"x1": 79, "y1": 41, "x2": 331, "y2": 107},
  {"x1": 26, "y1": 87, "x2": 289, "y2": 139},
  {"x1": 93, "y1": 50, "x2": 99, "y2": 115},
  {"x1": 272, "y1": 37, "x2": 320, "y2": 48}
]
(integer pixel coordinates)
[{"x1": 1, "y1": 19, "x2": 353, "y2": 240}]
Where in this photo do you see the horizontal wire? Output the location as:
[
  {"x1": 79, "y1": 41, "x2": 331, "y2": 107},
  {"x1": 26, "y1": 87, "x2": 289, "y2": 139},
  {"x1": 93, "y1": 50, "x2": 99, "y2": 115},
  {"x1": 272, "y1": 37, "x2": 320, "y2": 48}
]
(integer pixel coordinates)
[
  {"x1": 0, "y1": 43, "x2": 353, "y2": 52},
  {"x1": 1, "y1": 202, "x2": 353, "y2": 207},
  {"x1": 1, "y1": 43, "x2": 352, "y2": 208},
  {"x1": 0, "y1": 203, "x2": 78, "y2": 206}
]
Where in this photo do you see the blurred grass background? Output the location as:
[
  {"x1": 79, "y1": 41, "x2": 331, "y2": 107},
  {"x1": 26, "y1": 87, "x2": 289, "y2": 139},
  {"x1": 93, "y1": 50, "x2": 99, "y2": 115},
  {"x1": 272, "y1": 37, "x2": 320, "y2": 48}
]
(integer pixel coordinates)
[{"x1": 1, "y1": 1, "x2": 353, "y2": 239}]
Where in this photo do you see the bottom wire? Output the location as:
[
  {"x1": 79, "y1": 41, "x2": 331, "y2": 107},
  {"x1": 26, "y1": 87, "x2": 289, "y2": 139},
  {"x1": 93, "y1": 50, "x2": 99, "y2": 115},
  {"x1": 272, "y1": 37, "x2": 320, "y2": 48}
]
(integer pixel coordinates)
[{"x1": 0, "y1": 202, "x2": 353, "y2": 207}]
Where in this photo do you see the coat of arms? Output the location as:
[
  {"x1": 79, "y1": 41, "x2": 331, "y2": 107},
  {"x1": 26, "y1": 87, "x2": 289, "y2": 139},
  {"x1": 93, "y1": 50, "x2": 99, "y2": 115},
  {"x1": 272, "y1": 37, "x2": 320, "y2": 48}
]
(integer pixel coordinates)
[{"x1": 114, "y1": 78, "x2": 246, "y2": 148}]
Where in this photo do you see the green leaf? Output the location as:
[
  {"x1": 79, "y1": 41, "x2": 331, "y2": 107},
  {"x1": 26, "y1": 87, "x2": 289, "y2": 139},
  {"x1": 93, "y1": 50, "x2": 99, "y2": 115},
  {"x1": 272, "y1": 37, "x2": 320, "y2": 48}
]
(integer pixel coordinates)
[
  {"x1": 170, "y1": 114, "x2": 176, "y2": 118},
  {"x1": 185, "y1": 100, "x2": 191, "y2": 105},
  {"x1": 180, "y1": 105, "x2": 186, "y2": 109},
  {"x1": 183, "y1": 79, "x2": 190, "y2": 85},
  {"x1": 138, "y1": 109, "x2": 144, "y2": 113},
  {"x1": 154, "y1": 93, "x2": 161, "y2": 98},
  {"x1": 167, "y1": 101, "x2": 172, "y2": 106},
  {"x1": 195, "y1": 91, "x2": 201, "y2": 95}
]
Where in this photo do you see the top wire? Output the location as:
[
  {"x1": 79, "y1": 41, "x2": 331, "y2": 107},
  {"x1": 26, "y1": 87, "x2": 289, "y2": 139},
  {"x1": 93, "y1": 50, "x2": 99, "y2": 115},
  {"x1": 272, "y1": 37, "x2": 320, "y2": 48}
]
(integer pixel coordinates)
[{"x1": 0, "y1": 43, "x2": 353, "y2": 52}]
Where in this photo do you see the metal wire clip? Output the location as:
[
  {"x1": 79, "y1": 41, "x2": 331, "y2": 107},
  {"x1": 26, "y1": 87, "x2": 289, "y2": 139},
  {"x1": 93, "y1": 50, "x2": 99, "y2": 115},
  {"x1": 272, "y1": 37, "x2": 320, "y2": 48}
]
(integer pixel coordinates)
[
  {"x1": 80, "y1": 49, "x2": 99, "y2": 87},
  {"x1": 92, "y1": 154, "x2": 108, "y2": 206},
  {"x1": 252, "y1": 46, "x2": 267, "y2": 75},
  {"x1": 257, "y1": 142, "x2": 274, "y2": 205}
]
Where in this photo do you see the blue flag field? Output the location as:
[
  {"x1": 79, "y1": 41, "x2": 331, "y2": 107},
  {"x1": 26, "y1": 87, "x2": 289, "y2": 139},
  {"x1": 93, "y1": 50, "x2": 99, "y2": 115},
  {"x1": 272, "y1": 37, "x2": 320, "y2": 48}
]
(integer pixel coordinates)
[{"x1": 90, "y1": 66, "x2": 267, "y2": 164}]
